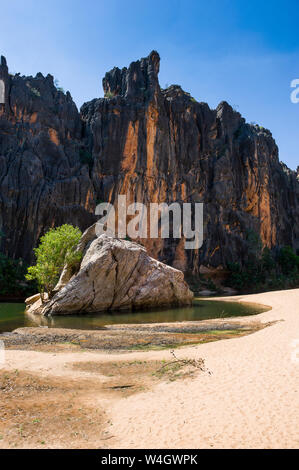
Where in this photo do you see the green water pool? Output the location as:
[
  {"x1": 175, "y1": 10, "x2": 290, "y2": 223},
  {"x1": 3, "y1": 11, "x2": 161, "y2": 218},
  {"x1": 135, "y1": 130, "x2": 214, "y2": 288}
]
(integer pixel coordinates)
[{"x1": 0, "y1": 300, "x2": 269, "y2": 333}]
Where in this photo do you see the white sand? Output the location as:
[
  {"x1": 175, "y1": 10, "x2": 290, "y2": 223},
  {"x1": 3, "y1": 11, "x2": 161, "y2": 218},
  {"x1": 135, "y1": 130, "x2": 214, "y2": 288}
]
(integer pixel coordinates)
[{"x1": 2, "y1": 288, "x2": 299, "y2": 448}]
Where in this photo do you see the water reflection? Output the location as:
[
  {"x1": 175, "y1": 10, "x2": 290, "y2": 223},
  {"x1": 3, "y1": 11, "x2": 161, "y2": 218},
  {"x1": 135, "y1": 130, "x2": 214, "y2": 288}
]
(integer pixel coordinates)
[{"x1": 0, "y1": 300, "x2": 270, "y2": 333}]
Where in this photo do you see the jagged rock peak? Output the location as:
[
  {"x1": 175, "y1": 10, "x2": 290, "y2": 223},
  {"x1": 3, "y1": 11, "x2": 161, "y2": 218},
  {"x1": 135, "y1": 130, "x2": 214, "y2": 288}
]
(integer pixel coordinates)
[
  {"x1": 1, "y1": 55, "x2": 7, "y2": 67},
  {"x1": 0, "y1": 55, "x2": 8, "y2": 77},
  {"x1": 0, "y1": 56, "x2": 9, "y2": 105},
  {"x1": 162, "y1": 84, "x2": 191, "y2": 100},
  {"x1": 102, "y1": 50, "x2": 160, "y2": 100}
]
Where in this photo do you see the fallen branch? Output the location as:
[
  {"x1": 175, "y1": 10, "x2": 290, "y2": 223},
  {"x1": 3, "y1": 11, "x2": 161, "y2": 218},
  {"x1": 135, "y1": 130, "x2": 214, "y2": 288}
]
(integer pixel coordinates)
[{"x1": 156, "y1": 350, "x2": 212, "y2": 376}]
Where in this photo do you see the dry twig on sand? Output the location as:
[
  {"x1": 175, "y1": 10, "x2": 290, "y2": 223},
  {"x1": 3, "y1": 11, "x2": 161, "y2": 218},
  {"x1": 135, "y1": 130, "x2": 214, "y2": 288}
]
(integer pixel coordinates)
[{"x1": 155, "y1": 350, "x2": 212, "y2": 381}]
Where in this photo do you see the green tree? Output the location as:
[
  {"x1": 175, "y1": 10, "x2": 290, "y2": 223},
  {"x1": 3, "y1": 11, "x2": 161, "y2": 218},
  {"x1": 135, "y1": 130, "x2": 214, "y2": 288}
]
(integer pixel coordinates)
[
  {"x1": 26, "y1": 224, "x2": 82, "y2": 300},
  {"x1": 246, "y1": 229, "x2": 262, "y2": 258},
  {"x1": 0, "y1": 230, "x2": 36, "y2": 297},
  {"x1": 227, "y1": 241, "x2": 299, "y2": 293},
  {"x1": 0, "y1": 253, "x2": 34, "y2": 296},
  {"x1": 278, "y1": 246, "x2": 299, "y2": 275},
  {"x1": 261, "y1": 247, "x2": 275, "y2": 272}
]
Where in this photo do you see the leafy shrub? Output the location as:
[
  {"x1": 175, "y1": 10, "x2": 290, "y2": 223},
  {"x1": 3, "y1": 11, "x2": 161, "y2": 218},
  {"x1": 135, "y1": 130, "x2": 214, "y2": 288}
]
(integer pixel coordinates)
[
  {"x1": 54, "y1": 78, "x2": 65, "y2": 93},
  {"x1": 246, "y1": 229, "x2": 262, "y2": 257},
  {"x1": 261, "y1": 247, "x2": 275, "y2": 272},
  {"x1": 104, "y1": 90, "x2": 114, "y2": 99},
  {"x1": 30, "y1": 87, "x2": 41, "y2": 97},
  {"x1": 26, "y1": 224, "x2": 82, "y2": 299},
  {"x1": 0, "y1": 253, "x2": 36, "y2": 297},
  {"x1": 278, "y1": 246, "x2": 299, "y2": 275},
  {"x1": 26, "y1": 82, "x2": 41, "y2": 97},
  {"x1": 227, "y1": 234, "x2": 299, "y2": 293}
]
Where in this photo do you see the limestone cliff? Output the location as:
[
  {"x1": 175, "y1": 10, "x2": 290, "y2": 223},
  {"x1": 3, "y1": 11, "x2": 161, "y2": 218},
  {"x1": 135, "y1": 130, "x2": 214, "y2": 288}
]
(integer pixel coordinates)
[{"x1": 0, "y1": 51, "x2": 298, "y2": 274}]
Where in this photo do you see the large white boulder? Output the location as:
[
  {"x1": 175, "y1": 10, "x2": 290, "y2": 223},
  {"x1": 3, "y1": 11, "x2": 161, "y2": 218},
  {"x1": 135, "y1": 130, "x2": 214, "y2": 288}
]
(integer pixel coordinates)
[{"x1": 27, "y1": 232, "x2": 193, "y2": 316}]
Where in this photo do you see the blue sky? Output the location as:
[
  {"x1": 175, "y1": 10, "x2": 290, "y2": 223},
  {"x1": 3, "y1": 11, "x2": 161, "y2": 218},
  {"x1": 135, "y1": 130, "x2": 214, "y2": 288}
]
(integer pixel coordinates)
[{"x1": 1, "y1": 0, "x2": 298, "y2": 169}]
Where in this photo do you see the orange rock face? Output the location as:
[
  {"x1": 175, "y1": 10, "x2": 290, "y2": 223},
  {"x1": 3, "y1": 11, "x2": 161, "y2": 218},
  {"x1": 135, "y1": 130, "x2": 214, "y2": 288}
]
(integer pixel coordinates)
[{"x1": 81, "y1": 51, "x2": 299, "y2": 272}]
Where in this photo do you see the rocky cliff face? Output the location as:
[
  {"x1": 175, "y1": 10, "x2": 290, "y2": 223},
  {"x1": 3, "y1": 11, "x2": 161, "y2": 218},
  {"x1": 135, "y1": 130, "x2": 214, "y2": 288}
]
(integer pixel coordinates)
[
  {"x1": 0, "y1": 51, "x2": 298, "y2": 274},
  {"x1": 0, "y1": 56, "x2": 95, "y2": 261},
  {"x1": 81, "y1": 51, "x2": 299, "y2": 273}
]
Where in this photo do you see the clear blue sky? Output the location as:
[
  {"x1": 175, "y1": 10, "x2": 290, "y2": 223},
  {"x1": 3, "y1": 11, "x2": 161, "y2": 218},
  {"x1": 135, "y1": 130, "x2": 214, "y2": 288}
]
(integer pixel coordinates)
[{"x1": 1, "y1": 0, "x2": 298, "y2": 169}]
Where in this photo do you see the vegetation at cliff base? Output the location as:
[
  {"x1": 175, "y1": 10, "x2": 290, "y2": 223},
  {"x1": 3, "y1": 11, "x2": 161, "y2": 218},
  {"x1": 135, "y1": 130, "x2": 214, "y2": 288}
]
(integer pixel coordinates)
[
  {"x1": 227, "y1": 235, "x2": 299, "y2": 292},
  {"x1": 0, "y1": 230, "x2": 36, "y2": 298},
  {"x1": 0, "y1": 253, "x2": 36, "y2": 298},
  {"x1": 26, "y1": 224, "x2": 82, "y2": 299}
]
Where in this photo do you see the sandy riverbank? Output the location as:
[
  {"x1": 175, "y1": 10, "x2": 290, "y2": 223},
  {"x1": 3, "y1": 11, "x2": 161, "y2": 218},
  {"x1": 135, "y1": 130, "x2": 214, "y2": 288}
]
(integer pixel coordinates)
[{"x1": 0, "y1": 288, "x2": 298, "y2": 449}]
